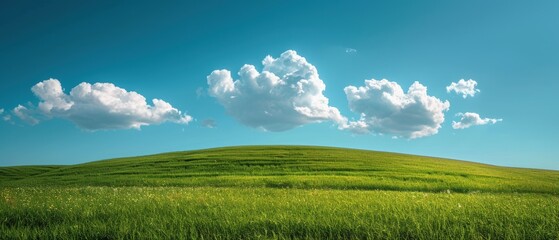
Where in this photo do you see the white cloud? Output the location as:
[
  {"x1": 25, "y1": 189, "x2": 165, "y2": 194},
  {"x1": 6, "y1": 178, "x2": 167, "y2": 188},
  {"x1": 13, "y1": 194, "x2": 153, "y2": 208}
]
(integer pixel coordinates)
[
  {"x1": 345, "y1": 48, "x2": 357, "y2": 53},
  {"x1": 1, "y1": 108, "x2": 13, "y2": 123},
  {"x1": 343, "y1": 79, "x2": 450, "y2": 139},
  {"x1": 15, "y1": 78, "x2": 192, "y2": 130},
  {"x1": 32, "y1": 79, "x2": 73, "y2": 113},
  {"x1": 207, "y1": 50, "x2": 346, "y2": 131},
  {"x1": 13, "y1": 105, "x2": 40, "y2": 125},
  {"x1": 452, "y1": 112, "x2": 502, "y2": 129},
  {"x1": 446, "y1": 79, "x2": 480, "y2": 98}
]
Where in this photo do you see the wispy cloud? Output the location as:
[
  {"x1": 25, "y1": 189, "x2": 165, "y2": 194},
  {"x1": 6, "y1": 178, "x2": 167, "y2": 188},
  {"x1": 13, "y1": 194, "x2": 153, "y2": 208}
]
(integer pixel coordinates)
[
  {"x1": 452, "y1": 112, "x2": 502, "y2": 129},
  {"x1": 345, "y1": 48, "x2": 357, "y2": 54},
  {"x1": 0, "y1": 108, "x2": 13, "y2": 123},
  {"x1": 196, "y1": 87, "x2": 205, "y2": 98},
  {"x1": 13, "y1": 105, "x2": 39, "y2": 125},
  {"x1": 201, "y1": 118, "x2": 216, "y2": 128}
]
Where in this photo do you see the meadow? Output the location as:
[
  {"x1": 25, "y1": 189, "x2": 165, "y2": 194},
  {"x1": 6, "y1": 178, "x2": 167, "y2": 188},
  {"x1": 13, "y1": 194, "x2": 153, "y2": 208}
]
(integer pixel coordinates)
[{"x1": 1, "y1": 146, "x2": 558, "y2": 239}]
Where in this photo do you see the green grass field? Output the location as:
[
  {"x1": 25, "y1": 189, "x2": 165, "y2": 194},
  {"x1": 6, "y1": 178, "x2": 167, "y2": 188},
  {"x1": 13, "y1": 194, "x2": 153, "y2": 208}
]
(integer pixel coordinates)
[{"x1": 1, "y1": 146, "x2": 558, "y2": 239}]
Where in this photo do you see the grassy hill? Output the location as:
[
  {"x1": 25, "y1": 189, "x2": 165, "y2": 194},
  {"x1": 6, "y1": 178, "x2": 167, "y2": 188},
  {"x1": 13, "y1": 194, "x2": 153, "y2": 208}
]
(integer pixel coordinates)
[
  {"x1": 2, "y1": 146, "x2": 559, "y2": 239},
  {"x1": 2, "y1": 146, "x2": 558, "y2": 194}
]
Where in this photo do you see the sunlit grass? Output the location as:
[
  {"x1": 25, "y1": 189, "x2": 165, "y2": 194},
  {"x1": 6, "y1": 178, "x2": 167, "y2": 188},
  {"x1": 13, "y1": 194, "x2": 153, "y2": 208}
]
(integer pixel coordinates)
[
  {"x1": 2, "y1": 146, "x2": 558, "y2": 194},
  {"x1": 1, "y1": 146, "x2": 558, "y2": 239},
  {"x1": 1, "y1": 187, "x2": 558, "y2": 239}
]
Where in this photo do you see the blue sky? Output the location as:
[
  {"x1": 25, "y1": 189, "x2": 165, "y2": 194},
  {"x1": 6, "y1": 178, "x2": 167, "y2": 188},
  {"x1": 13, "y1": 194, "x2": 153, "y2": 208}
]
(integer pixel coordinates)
[{"x1": 1, "y1": 0, "x2": 558, "y2": 170}]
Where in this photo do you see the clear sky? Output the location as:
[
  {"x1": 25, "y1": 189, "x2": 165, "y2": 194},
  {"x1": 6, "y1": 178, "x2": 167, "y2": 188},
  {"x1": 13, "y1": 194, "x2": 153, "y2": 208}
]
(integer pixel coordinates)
[{"x1": 1, "y1": 0, "x2": 558, "y2": 170}]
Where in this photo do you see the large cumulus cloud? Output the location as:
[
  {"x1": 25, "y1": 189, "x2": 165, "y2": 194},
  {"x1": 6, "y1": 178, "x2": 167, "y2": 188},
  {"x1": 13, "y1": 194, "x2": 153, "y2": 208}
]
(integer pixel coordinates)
[
  {"x1": 343, "y1": 79, "x2": 450, "y2": 139},
  {"x1": 13, "y1": 78, "x2": 192, "y2": 130},
  {"x1": 207, "y1": 50, "x2": 346, "y2": 131}
]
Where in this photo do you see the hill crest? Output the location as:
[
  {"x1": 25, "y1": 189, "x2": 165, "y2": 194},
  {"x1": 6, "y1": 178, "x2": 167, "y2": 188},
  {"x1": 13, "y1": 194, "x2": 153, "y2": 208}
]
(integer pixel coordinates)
[{"x1": 1, "y1": 145, "x2": 558, "y2": 194}]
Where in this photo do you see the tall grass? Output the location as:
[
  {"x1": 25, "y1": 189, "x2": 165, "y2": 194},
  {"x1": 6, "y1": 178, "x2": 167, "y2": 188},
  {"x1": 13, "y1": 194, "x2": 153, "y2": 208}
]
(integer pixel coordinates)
[
  {"x1": 1, "y1": 146, "x2": 558, "y2": 239},
  {"x1": 1, "y1": 187, "x2": 558, "y2": 239}
]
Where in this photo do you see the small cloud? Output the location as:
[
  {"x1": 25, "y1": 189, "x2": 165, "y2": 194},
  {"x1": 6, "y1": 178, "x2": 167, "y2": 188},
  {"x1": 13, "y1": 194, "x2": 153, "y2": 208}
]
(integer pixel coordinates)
[
  {"x1": 13, "y1": 105, "x2": 40, "y2": 125},
  {"x1": 0, "y1": 108, "x2": 13, "y2": 123},
  {"x1": 345, "y1": 48, "x2": 357, "y2": 54},
  {"x1": 13, "y1": 78, "x2": 193, "y2": 130},
  {"x1": 201, "y1": 118, "x2": 217, "y2": 128},
  {"x1": 446, "y1": 79, "x2": 480, "y2": 98},
  {"x1": 452, "y1": 112, "x2": 502, "y2": 129}
]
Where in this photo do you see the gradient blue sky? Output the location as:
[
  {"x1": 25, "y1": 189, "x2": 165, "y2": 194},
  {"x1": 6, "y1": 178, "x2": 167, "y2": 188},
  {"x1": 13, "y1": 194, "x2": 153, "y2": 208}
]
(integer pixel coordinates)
[{"x1": 1, "y1": 0, "x2": 558, "y2": 169}]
